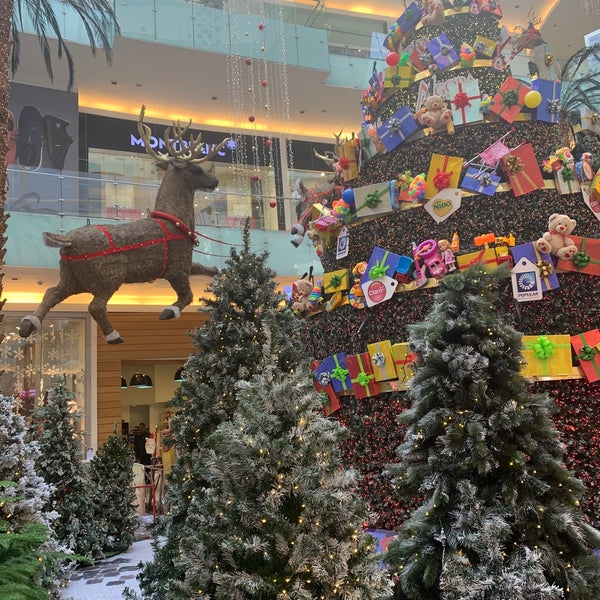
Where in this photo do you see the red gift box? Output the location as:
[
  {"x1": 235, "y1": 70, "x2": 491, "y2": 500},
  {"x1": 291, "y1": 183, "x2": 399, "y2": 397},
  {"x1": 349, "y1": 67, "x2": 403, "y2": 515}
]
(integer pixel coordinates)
[
  {"x1": 571, "y1": 330, "x2": 600, "y2": 383},
  {"x1": 557, "y1": 235, "x2": 600, "y2": 276},
  {"x1": 472, "y1": 0, "x2": 503, "y2": 18},
  {"x1": 490, "y1": 76, "x2": 530, "y2": 123},
  {"x1": 501, "y1": 143, "x2": 544, "y2": 197},
  {"x1": 310, "y1": 359, "x2": 341, "y2": 415},
  {"x1": 346, "y1": 352, "x2": 380, "y2": 399}
]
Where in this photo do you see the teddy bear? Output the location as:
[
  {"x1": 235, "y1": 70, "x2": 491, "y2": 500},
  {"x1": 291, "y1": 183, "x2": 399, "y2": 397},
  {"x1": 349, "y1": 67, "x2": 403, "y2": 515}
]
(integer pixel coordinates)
[
  {"x1": 291, "y1": 276, "x2": 322, "y2": 314},
  {"x1": 536, "y1": 213, "x2": 577, "y2": 260},
  {"x1": 416, "y1": 95, "x2": 453, "y2": 132}
]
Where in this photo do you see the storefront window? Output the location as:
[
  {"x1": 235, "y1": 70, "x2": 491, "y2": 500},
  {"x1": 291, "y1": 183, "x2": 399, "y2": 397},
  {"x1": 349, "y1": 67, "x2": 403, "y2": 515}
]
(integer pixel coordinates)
[{"x1": 0, "y1": 314, "x2": 90, "y2": 455}]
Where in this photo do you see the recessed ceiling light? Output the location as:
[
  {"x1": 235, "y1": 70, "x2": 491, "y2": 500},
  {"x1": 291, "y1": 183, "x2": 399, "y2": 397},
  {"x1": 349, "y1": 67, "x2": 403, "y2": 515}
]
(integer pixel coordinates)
[
  {"x1": 135, "y1": 83, "x2": 142, "y2": 87},
  {"x1": 321, "y1": 109, "x2": 327, "y2": 113},
  {"x1": 211, "y1": 96, "x2": 218, "y2": 100},
  {"x1": 299, "y1": 110, "x2": 305, "y2": 114},
  {"x1": 111, "y1": 81, "x2": 117, "y2": 85}
]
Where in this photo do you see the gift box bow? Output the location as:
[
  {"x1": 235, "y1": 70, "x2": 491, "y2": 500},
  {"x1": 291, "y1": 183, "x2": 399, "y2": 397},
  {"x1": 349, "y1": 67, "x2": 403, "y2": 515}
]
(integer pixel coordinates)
[
  {"x1": 504, "y1": 155, "x2": 524, "y2": 174},
  {"x1": 578, "y1": 344, "x2": 600, "y2": 361},
  {"x1": 571, "y1": 238, "x2": 600, "y2": 271},
  {"x1": 369, "y1": 250, "x2": 393, "y2": 280}
]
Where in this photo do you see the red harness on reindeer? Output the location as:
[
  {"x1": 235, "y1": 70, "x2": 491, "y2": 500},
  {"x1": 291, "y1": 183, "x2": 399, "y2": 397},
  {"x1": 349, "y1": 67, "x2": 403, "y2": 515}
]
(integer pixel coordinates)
[{"x1": 58, "y1": 211, "x2": 195, "y2": 277}]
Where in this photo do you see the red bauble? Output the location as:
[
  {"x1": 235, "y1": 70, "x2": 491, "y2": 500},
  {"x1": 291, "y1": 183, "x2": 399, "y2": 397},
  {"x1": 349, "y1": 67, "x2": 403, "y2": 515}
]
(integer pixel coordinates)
[
  {"x1": 258, "y1": 23, "x2": 265, "y2": 30},
  {"x1": 245, "y1": 58, "x2": 252, "y2": 65},
  {"x1": 386, "y1": 51, "x2": 400, "y2": 67},
  {"x1": 248, "y1": 115, "x2": 256, "y2": 122},
  {"x1": 252, "y1": 175, "x2": 260, "y2": 182},
  {"x1": 265, "y1": 139, "x2": 272, "y2": 147},
  {"x1": 262, "y1": 80, "x2": 268, "y2": 87},
  {"x1": 269, "y1": 200, "x2": 276, "y2": 208}
]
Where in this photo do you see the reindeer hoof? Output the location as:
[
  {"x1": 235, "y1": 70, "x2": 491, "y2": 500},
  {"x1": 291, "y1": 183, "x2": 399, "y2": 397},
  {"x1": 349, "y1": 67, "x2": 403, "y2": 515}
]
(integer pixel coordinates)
[
  {"x1": 19, "y1": 316, "x2": 41, "y2": 338},
  {"x1": 159, "y1": 306, "x2": 181, "y2": 320},
  {"x1": 104, "y1": 330, "x2": 123, "y2": 344}
]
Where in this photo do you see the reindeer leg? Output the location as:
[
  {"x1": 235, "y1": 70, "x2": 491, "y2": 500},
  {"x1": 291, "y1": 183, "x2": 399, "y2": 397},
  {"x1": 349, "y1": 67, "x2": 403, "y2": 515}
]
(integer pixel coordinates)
[
  {"x1": 19, "y1": 280, "x2": 82, "y2": 338},
  {"x1": 160, "y1": 276, "x2": 194, "y2": 320},
  {"x1": 88, "y1": 293, "x2": 123, "y2": 344}
]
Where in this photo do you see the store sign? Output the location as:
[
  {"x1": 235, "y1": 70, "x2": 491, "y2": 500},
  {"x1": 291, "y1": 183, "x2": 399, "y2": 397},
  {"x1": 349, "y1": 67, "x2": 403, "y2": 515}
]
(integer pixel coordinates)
[{"x1": 129, "y1": 134, "x2": 235, "y2": 158}]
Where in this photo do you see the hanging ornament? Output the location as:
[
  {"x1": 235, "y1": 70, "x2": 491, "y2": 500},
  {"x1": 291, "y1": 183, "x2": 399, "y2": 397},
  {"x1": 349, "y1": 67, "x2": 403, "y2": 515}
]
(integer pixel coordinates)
[
  {"x1": 262, "y1": 80, "x2": 268, "y2": 87},
  {"x1": 269, "y1": 200, "x2": 276, "y2": 208},
  {"x1": 258, "y1": 23, "x2": 265, "y2": 31},
  {"x1": 386, "y1": 51, "x2": 400, "y2": 67},
  {"x1": 524, "y1": 90, "x2": 542, "y2": 109},
  {"x1": 248, "y1": 115, "x2": 256, "y2": 122}
]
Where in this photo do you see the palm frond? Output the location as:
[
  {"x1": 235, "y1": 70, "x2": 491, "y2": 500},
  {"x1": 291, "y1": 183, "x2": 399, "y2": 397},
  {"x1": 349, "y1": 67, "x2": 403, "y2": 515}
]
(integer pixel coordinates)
[
  {"x1": 11, "y1": 0, "x2": 120, "y2": 91},
  {"x1": 560, "y1": 44, "x2": 600, "y2": 113}
]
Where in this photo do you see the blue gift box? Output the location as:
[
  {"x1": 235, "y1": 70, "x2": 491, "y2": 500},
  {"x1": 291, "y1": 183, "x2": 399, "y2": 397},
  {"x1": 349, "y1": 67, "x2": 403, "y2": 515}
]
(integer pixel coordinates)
[
  {"x1": 377, "y1": 106, "x2": 418, "y2": 152},
  {"x1": 361, "y1": 246, "x2": 402, "y2": 286},
  {"x1": 312, "y1": 353, "x2": 351, "y2": 394},
  {"x1": 396, "y1": 2, "x2": 421, "y2": 37},
  {"x1": 427, "y1": 33, "x2": 459, "y2": 71},
  {"x1": 532, "y1": 79, "x2": 562, "y2": 124},
  {"x1": 510, "y1": 243, "x2": 559, "y2": 293},
  {"x1": 461, "y1": 166, "x2": 500, "y2": 196}
]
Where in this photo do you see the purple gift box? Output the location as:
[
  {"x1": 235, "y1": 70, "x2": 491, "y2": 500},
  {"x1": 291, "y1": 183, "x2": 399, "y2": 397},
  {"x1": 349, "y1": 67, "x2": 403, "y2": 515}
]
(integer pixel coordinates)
[
  {"x1": 510, "y1": 242, "x2": 559, "y2": 293},
  {"x1": 312, "y1": 353, "x2": 351, "y2": 394},
  {"x1": 461, "y1": 166, "x2": 500, "y2": 196},
  {"x1": 376, "y1": 106, "x2": 418, "y2": 152},
  {"x1": 532, "y1": 79, "x2": 562, "y2": 124},
  {"x1": 361, "y1": 246, "x2": 402, "y2": 286},
  {"x1": 427, "y1": 33, "x2": 459, "y2": 71}
]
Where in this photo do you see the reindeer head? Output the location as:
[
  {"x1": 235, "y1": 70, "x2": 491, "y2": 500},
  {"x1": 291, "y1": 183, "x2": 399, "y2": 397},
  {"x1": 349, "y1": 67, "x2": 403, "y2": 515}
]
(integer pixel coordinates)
[{"x1": 138, "y1": 105, "x2": 229, "y2": 191}]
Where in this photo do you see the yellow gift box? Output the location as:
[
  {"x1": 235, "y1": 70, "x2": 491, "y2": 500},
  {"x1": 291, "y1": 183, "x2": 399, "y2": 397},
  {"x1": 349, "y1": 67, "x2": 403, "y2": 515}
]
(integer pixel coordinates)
[
  {"x1": 473, "y1": 35, "x2": 496, "y2": 57},
  {"x1": 383, "y1": 65, "x2": 414, "y2": 89},
  {"x1": 311, "y1": 202, "x2": 332, "y2": 221},
  {"x1": 391, "y1": 342, "x2": 416, "y2": 387},
  {"x1": 367, "y1": 340, "x2": 397, "y2": 382},
  {"x1": 521, "y1": 335, "x2": 573, "y2": 378},
  {"x1": 457, "y1": 247, "x2": 509, "y2": 271},
  {"x1": 425, "y1": 154, "x2": 464, "y2": 200},
  {"x1": 322, "y1": 269, "x2": 350, "y2": 295}
]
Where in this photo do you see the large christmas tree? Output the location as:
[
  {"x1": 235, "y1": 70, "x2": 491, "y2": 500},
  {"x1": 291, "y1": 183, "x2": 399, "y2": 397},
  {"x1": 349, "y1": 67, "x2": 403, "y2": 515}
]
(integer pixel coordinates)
[
  {"x1": 171, "y1": 357, "x2": 392, "y2": 599},
  {"x1": 300, "y1": 1, "x2": 600, "y2": 539},
  {"x1": 385, "y1": 263, "x2": 600, "y2": 599},
  {"x1": 138, "y1": 221, "x2": 306, "y2": 597}
]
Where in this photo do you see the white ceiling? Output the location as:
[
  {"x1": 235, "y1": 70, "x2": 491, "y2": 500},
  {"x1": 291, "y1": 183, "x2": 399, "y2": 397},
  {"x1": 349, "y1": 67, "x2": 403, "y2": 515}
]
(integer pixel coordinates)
[{"x1": 12, "y1": 0, "x2": 598, "y2": 142}]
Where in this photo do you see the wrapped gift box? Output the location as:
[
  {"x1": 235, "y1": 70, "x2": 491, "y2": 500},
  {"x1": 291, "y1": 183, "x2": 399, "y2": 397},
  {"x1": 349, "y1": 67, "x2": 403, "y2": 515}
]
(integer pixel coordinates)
[
  {"x1": 384, "y1": 65, "x2": 414, "y2": 90},
  {"x1": 501, "y1": 143, "x2": 544, "y2": 197},
  {"x1": 427, "y1": 34, "x2": 459, "y2": 71},
  {"x1": 322, "y1": 269, "x2": 350, "y2": 296},
  {"x1": 571, "y1": 329, "x2": 600, "y2": 383},
  {"x1": 395, "y1": 256, "x2": 414, "y2": 283},
  {"x1": 490, "y1": 76, "x2": 531, "y2": 123},
  {"x1": 472, "y1": 0, "x2": 503, "y2": 18},
  {"x1": 521, "y1": 335, "x2": 573, "y2": 378},
  {"x1": 391, "y1": 342, "x2": 416, "y2": 385},
  {"x1": 461, "y1": 166, "x2": 500, "y2": 196},
  {"x1": 410, "y1": 39, "x2": 433, "y2": 71},
  {"x1": 532, "y1": 79, "x2": 561, "y2": 124},
  {"x1": 358, "y1": 126, "x2": 379, "y2": 161},
  {"x1": 312, "y1": 353, "x2": 352, "y2": 394},
  {"x1": 340, "y1": 138, "x2": 359, "y2": 182},
  {"x1": 377, "y1": 106, "x2": 419, "y2": 152},
  {"x1": 473, "y1": 35, "x2": 496, "y2": 57},
  {"x1": 580, "y1": 108, "x2": 600, "y2": 136},
  {"x1": 447, "y1": 79, "x2": 483, "y2": 126},
  {"x1": 395, "y1": 2, "x2": 421, "y2": 39},
  {"x1": 361, "y1": 246, "x2": 402, "y2": 285},
  {"x1": 353, "y1": 181, "x2": 394, "y2": 218},
  {"x1": 310, "y1": 360, "x2": 341, "y2": 415},
  {"x1": 557, "y1": 235, "x2": 600, "y2": 276},
  {"x1": 510, "y1": 242, "x2": 559, "y2": 292},
  {"x1": 347, "y1": 352, "x2": 380, "y2": 398},
  {"x1": 425, "y1": 153, "x2": 464, "y2": 200},
  {"x1": 457, "y1": 246, "x2": 509, "y2": 271},
  {"x1": 367, "y1": 340, "x2": 397, "y2": 382},
  {"x1": 554, "y1": 166, "x2": 581, "y2": 195}
]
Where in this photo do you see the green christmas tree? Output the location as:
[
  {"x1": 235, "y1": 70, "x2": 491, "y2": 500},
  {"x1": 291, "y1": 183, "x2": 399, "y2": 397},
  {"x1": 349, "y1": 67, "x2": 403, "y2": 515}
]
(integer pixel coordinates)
[
  {"x1": 32, "y1": 378, "x2": 102, "y2": 559},
  {"x1": 89, "y1": 426, "x2": 137, "y2": 555},
  {"x1": 171, "y1": 356, "x2": 393, "y2": 599},
  {"x1": 138, "y1": 220, "x2": 304, "y2": 597},
  {"x1": 385, "y1": 264, "x2": 600, "y2": 599}
]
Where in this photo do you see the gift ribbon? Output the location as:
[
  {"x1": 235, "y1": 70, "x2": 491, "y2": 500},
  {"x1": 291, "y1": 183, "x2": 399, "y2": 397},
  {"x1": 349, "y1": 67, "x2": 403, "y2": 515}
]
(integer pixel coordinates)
[
  {"x1": 433, "y1": 168, "x2": 453, "y2": 191},
  {"x1": 324, "y1": 273, "x2": 346, "y2": 292},
  {"x1": 350, "y1": 354, "x2": 377, "y2": 396},
  {"x1": 575, "y1": 334, "x2": 600, "y2": 381},
  {"x1": 526, "y1": 336, "x2": 570, "y2": 376},
  {"x1": 547, "y1": 98, "x2": 560, "y2": 114},
  {"x1": 340, "y1": 144, "x2": 358, "y2": 176},
  {"x1": 370, "y1": 342, "x2": 395, "y2": 379},
  {"x1": 381, "y1": 110, "x2": 414, "y2": 146},
  {"x1": 369, "y1": 250, "x2": 390, "y2": 280},
  {"x1": 317, "y1": 372, "x2": 331, "y2": 387},
  {"x1": 430, "y1": 36, "x2": 456, "y2": 68},
  {"x1": 558, "y1": 166, "x2": 577, "y2": 194},
  {"x1": 495, "y1": 80, "x2": 525, "y2": 117},
  {"x1": 330, "y1": 355, "x2": 350, "y2": 390},
  {"x1": 450, "y1": 82, "x2": 480, "y2": 124},
  {"x1": 320, "y1": 391, "x2": 332, "y2": 412},
  {"x1": 479, "y1": 173, "x2": 492, "y2": 188},
  {"x1": 387, "y1": 66, "x2": 411, "y2": 88},
  {"x1": 571, "y1": 238, "x2": 600, "y2": 272},
  {"x1": 536, "y1": 259, "x2": 553, "y2": 280}
]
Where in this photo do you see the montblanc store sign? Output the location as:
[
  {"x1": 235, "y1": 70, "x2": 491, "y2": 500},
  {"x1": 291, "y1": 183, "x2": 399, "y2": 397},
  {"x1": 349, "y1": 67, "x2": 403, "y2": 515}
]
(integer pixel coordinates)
[
  {"x1": 129, "y1": 132, "x2": 236, "y2": 158},
  {"x1": 80, "y1": 114, "x2": 273, "y2": 167}
]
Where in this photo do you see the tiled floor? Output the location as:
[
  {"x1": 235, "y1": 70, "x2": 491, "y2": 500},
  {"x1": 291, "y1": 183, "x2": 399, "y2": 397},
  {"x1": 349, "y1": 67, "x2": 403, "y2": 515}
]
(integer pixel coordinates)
[{"x1": 60, "y1": 516, "x2": 154, "y2": 600}]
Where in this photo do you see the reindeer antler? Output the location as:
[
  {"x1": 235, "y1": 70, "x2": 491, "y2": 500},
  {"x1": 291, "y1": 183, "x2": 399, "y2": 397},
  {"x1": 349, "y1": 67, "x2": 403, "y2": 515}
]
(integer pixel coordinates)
[{"x1": 138, "y1": 105, "x2": 230, "y2": 164}]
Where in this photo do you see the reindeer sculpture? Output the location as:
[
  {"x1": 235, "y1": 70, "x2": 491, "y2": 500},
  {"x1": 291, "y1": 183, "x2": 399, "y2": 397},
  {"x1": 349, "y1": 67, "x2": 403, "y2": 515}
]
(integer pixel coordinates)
[{"x1": 19, "y1": 105, "x2": 228, "y2": 344}]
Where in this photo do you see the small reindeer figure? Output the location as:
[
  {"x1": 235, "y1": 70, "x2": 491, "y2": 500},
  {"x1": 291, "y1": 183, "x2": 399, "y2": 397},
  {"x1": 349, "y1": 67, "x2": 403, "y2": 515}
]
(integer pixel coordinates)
[{"x1": 19, "y1": 106, "x2": 228, "y2": 344}]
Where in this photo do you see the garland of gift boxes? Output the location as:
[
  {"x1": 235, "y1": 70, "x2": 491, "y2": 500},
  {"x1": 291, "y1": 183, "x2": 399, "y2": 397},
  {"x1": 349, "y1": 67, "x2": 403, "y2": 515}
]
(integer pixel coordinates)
[{"x1": 291, "y1": 1, "x2": 600, "y2": 399}]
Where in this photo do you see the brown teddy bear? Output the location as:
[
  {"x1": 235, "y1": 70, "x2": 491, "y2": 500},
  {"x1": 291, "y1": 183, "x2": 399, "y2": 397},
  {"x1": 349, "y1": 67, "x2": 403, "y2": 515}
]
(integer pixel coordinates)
[
  {"x1": 536, "y1": 213, "x2": 577, "y2": 260},
  {"x1": 416, "y1": 95, "x2": 453, "y2": 132}
]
